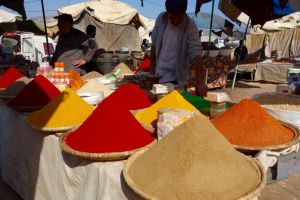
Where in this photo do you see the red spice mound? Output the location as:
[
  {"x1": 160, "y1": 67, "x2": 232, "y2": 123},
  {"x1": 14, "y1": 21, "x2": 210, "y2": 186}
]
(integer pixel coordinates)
[
  {"x1": 211, "y1": 99, "x2": 295, "y2": 147},
  {"x1": 65, "y1": 83, "x2": 154, "y2": 153},
  {"x1": 103, "y1": 83, "x2": 152, "y2": 110},
  {"x1": 8, "y1": 75, "x2": 61, "y2": 107},
  {"x1": 0, "y1": 67, "x2": 23, "y2": 89}
]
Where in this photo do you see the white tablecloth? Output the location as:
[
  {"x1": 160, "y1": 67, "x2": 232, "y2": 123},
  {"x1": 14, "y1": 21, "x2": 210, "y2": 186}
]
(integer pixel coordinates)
[{"x1": 0, "y1": 104, "x2": 141, "y2": 200}]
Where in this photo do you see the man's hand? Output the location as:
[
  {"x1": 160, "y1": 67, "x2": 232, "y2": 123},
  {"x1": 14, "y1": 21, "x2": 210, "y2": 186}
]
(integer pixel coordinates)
[{"x1": 72, "y1": 59, "x2": 86, "y2": 67}]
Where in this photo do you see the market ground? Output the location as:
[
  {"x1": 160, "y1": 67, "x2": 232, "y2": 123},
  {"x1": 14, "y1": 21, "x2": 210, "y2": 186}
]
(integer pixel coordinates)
[{"x1": 1, "y1": 79, "x2": 300, "y2": 200}]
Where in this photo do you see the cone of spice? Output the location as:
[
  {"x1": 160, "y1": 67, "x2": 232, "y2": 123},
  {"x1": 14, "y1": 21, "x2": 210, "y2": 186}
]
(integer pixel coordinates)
[
  {"x1": 211, "y1": 99, "x2": 295, "y2": 147},
  {"x1": 82, "y1": 71, "x2": 103, "y2": 80},
  {"x1": 8, "y1": 75, "x2": 61, "y2": 110},
  {"x1": 0, "y1": 77, "x2": 30, "y2": 99},
  {"x1": 124, "y1": 116, "x2": 263, "y2": 200},
  {"x1": 77, "y1": 79, "x2": 113, "y2": 98},
  {"x1": 0, "y1": 67, "x2": 23, "y2": 89},
  {"x1": 27, "y1": 88, "x2": 94, "y2": 132},
  {"x1": 61, "y1": 83, "x2": 154, "y2": 159},
  {"x1": 135, "y1": 90, "x2": 203, "y2": 126}
]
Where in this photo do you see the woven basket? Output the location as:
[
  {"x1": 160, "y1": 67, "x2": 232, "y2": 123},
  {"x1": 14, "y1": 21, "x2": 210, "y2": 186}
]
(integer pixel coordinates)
[
  {"x1": 234, "y1": 121, "x2": 300, "y2": 153},
  {"x1": 123, "y1": 149, "x2": 266, "y2": 200},
  {"x1": 26, "y1": 121, "x2": 77, "y2": 133},
  {"x1": 59, "y1": 127, "x2": 157, "y2": 161}
]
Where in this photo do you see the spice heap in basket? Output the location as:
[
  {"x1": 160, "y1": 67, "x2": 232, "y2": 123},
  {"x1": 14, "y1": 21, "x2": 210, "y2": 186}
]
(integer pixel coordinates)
[
  {"x1": 124, "y1": 116, "x2": 264, "y2": 200},
  {"x1": 134, "y1": 90, "x2": 204, "y2": 127},
  {"x1": 0, "y1": 67, "x2": 23, "y2": 89},
  {"x1": 7, "y1": 75, "x2": 61, "y2": 111},
  {"x1": 27, "y1": 88, "x2": 94, "y2": 132},
  {"x1": 211, "y1": 99, "x2": 297, "y2": 148},
  {"x1": 254, "y1": 93, "x2": 300, "y2": 112},
  {"x1": 60, "y1": 83, "x2": 155, "y2": 160}
]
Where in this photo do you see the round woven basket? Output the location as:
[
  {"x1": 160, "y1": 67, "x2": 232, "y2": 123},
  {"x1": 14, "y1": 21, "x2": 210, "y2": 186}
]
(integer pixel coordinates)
[
  {"x1": 123, "y1": 149, "x2": 266, "y2": 200},
  {"x1": 234, "y1": 121, "x2": 300, "y2": 153},
  {"x1": 26, "y1": 121, "x2": 77, "y2": 133},
  {"x1": 59, "y1": 127, "x2": 157, "y2": 161}
]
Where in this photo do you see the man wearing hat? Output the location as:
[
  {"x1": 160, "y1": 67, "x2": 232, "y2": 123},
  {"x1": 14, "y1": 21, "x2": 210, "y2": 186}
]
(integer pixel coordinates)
[
  {"x1": 150, "y1": 0, "x2": 207, "y2": 96},
  {"x1": 50, "y1": 13, "x2": 97, "y2": 74}
]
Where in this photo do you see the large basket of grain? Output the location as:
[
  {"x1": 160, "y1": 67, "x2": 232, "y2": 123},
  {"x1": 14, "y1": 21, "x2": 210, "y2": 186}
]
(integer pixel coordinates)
[
  {"x1": 253, "y1": 92, "x2": 300, "y2": 128},
  {"x1": 123, "y1": 116, "x2": 266, "y2": 200}
]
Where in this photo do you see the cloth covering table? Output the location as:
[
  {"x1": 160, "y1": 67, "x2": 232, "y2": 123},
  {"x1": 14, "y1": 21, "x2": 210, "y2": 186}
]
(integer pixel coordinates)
[
  {"x1": 254, "y1": 63, "x2": 300, "y2": 83},
  {"x1": 0, "y1": 103, "x2": 141, "y2": 200}
]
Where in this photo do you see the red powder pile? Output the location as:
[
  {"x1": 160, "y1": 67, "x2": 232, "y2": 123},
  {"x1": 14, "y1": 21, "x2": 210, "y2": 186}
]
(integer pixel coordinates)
[
  {"x1": 102, "y1": 83, "x2": 153, "y2": 110},
  {"x1": 65, "y1": 83, "x2": 154, "y2": 153},
  {"x1": 8, "y1": 75, "x2": 61, "y2": 108},
  {"x1": 0, "y1": 67, "x2": 23, "y2": 89},
  {"x1": 211, "y1": 99, "x2": 295, "y2": 147}
]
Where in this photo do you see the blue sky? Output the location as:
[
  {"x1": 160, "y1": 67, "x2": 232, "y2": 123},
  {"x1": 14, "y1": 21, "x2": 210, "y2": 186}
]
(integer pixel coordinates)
[{"x1": 1, "y1": 0, "x2": 224, "y2": 20}]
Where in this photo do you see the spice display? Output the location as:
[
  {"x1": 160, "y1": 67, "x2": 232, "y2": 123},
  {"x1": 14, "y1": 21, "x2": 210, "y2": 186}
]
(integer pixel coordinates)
[
  {"x1": 212, "y1": 99, "x2": 295, "y2": 147},
  {"x1": 254, "y1": 93, "x2": 300, "y2": 112},
  {"x1": 126, "y1": 116, "x2": 261, "y2": 200},
  {"x1": 181, "y1": 91, "x2": 210, "y2": 115},
  {"x1": 77, "y1": 79, "x2": 113, "y2": 98},
  {"x1": 113, "y1": 63, "x2": 133, "y2": 78},
  {"x1": 135, "y1": 91, "x2": 202, "y2": 126},
  {"x1": 27, "y1": 88, "x2": 94, "y2": 129},
  {"x1": 103, "y1": 83, "x2": 152, "y2": 110},
  {"x1": 82, "y1": 71, "x2": 103, "y2": 80},
  {"x1": 0, "y1": 67, "x2": 23, "y2": 89},
  {"x1": 1, "y1": 77, "x2": 30, "y2": 98},
  {"x1": 64, "y1": 84, "x2": 154, "y2": 153},
  {"x1": 8, "y1": 75, "x2": 61, "y2": 108}
]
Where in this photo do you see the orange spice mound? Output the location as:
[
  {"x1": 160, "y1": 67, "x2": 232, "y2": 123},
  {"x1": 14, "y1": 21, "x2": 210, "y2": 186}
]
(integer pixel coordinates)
[{"x1": 211, "y1": 99, "x2": 295, "y2": 147}]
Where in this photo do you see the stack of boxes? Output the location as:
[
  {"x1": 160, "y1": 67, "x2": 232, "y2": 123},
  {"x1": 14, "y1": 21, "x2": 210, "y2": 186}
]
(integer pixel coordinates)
[
  {"x1": 157, "y1": 108, "x2": 199, "y2": 140},
  {"x1": 48, "y1": 62, "x2": 70, "y2": 91}
]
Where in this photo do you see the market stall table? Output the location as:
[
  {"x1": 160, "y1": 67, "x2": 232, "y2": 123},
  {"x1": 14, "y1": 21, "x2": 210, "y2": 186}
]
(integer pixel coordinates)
[
  {"x1": 255, "y1": 63, "x2": 300, "y2": 83},
  {"x1": 0, "y1": 102, "x2": 141, "y2": 200}
]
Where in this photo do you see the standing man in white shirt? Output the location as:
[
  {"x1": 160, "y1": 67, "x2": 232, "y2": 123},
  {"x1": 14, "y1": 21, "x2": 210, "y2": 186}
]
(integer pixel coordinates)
[{"x1": 150, "y1": 0, "x2": 207, "y2": 96}]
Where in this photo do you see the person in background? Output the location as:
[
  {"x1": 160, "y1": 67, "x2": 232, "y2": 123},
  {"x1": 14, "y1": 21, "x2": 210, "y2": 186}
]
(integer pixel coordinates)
[
  {"x1": 150, "y1": 0, "x2": 207, "y2": 96},
  {"x1": 75, "y1": 24, "x2": 99, "y2": 73},
  {"x1": 141, "y1": 39, "x2": 151, "y2": 51},
  {"x1": 50, "y1": 13, "x2": 97, "y2": 74},
  {"x1": 234, "y1": 40, "x2": 248, "y2": 62}
]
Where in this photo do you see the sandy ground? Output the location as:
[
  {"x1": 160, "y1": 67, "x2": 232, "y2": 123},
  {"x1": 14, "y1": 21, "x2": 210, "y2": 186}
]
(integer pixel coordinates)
[{"x1": 1, "y1": 80, "x2": 299, "y2": 200}]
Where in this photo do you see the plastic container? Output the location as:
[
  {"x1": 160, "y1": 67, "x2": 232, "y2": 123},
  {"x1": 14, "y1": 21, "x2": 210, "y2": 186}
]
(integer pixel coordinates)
[{"x1": 210, "y1": 102, "x2": 227, "y2": 119}]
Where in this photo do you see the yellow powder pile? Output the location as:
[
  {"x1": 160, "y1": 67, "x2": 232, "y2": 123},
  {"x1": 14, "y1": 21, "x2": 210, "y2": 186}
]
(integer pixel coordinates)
[
  {"x1": 113, "y1": 63, "x2": 133, "y2": 78},
  {"x1": 82, "y1": 71, "x2": 103, "y2": 80},
  {"x1": 1, "y1": 77, "x2": 30, "y2": 98},
  {"x1": 135, "y1": 90, "x2": 203, "y2": 126},
  {"x1": 77, "y1": 79, "x2": 113, "y2": 98},
  {"x1": 127, "y1": 116, "x2": 262, "y2": 200},
  {"x1": 27, "y1": 88, "x2": 94, "y2": 129}
]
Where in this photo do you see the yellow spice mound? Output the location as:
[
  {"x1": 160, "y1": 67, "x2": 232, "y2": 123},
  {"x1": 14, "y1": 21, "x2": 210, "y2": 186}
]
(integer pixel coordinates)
[
  {"x1": 135, "y1": 90, "x2": 203, "y2": 126},
  {"x1": 27, "y1": 88, "x2": 94, "y2": 129},
  {"x1": 127, "y1": 116, "x2": 262, "y2": 200}
]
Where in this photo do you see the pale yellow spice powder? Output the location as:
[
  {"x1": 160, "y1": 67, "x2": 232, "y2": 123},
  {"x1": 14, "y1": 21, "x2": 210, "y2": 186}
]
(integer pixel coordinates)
[
  {"x1": 127, "y1": 116, "x2": 262, "y2": 200},
  {"x1": 77, "y1": 79, "x2": 113, "y2": 98}
]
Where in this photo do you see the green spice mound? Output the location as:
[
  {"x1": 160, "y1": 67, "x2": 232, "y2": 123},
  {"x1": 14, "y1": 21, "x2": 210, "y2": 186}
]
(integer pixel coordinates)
[{"x1": 127, "y1": 116, "x2": 262, "y2": 200}]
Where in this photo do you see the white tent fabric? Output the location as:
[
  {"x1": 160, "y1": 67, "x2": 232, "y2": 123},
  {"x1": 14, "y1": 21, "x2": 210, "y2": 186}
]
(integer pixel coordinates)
[
  {"x1": 138, "y1": 15, "x2": 155, "y2": 41},
  {"x1": 263, "y1": 12, "x2": 300, "y2": 31},
  {"x1": 58, "y1": 0, "x2": 144, "y2": 27},
  {"x1": 0, "y1": 9, "x2": 18, "y2": 23}
]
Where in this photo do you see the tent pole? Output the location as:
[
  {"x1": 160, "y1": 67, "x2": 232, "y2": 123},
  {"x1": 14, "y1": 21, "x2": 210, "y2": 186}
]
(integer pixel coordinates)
[
  {"x1": 205, "y1": 0, "x2": 215, "y2": 85},
  {"x1": 40, "y1": 0, "x2": 50, "y2": 59}
]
